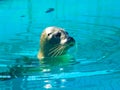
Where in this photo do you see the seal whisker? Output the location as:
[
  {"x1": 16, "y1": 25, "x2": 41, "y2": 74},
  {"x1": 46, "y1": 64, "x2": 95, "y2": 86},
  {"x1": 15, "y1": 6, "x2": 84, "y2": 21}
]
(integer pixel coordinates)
[
  {"x1": 50, "y1": 47, "x2": 62, "y2": 57},
  {"x1": 48, "y1": 45, "x2": 61, "y2": 56},
  {"x1": 54, "y1": 47, "x2": 64, "y2": 57},
  {"x1": 49, "y1": 44, "x2": 60, "y2": 52},
  {"x1": 48, "y1": 45, "x2": 62, "y2": 56},
  {"x1": 49, "y1": 44, "x2": 64, "y2": 53},
  {"x1": 57, "y1": 46, "x2": 65, "y2": 56},
  {"x1": 54, "y1": 46, "x2": 66, "y2": 57},
  {"x1": 52, "y1": 51, "x2": 60, "y2": 57},
  {"x1": 50, "y1": 46, "x2": 64, "y2": 57}
]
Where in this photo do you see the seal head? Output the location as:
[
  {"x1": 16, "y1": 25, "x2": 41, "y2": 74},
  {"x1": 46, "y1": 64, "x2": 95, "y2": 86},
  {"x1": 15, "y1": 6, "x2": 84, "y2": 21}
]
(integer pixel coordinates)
[{"x1": 37, "y1": 26, "x2": 75, "y2": 60}]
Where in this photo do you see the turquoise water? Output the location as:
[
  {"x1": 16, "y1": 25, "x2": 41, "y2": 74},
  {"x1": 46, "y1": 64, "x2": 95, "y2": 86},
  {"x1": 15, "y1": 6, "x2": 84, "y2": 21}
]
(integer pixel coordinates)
[{"x1": 0, "y1": 0, "x2": 120, "y2": 90}]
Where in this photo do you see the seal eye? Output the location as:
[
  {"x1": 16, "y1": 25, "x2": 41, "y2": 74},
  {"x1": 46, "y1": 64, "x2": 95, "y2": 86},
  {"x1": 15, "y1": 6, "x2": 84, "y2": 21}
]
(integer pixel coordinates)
[
  {"x1": 54, "y1": 32, "x2": 61, "y2": 38},
  {"x1": 48, "y1": 33, "x2": 52, "y2": 36}
]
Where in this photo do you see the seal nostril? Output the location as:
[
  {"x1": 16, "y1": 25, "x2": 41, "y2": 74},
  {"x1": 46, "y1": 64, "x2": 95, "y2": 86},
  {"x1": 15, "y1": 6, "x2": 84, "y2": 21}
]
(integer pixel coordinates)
[
  {"x1": 68, "y1": 37, "x2": 74, "y2": 41},
  {"x1": 67, "y1": 37, "x2": 75, "y2": 45}
]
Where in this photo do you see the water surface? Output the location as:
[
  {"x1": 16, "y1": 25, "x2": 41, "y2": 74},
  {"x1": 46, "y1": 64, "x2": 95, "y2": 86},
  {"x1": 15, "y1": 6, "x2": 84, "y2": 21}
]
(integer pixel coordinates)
[{"x1": 0, "y1": 0, "x2": 120, "y2": 90}]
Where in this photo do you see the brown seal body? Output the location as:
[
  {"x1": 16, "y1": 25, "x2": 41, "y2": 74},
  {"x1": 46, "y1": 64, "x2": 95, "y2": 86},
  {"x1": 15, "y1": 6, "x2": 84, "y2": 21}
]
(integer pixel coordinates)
[{"x1": 37, "y1": 26, "x2": 75, "y2": 60}]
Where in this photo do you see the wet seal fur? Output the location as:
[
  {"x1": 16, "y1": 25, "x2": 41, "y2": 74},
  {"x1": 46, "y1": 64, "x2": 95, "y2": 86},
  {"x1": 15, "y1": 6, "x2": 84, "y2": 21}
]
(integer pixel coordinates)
[{"x1": 37, "y1": 26, "x2": 75, "y2": 64}]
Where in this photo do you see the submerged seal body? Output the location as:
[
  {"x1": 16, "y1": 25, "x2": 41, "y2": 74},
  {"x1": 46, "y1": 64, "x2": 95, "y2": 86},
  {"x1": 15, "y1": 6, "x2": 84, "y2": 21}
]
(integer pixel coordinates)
[{"x1": 37, "y1": 26, "x2": 75, "y2": 60}]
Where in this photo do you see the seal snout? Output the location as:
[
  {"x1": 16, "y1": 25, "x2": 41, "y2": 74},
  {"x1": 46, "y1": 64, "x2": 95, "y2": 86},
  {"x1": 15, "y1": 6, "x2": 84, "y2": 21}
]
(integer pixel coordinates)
[{"x1": 67, "y1": 37, "x2": 75, "y2": 46}]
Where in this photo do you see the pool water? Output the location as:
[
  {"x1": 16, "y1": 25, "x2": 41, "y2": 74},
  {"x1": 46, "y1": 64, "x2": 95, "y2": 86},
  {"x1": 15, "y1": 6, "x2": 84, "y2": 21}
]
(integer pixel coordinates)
[{"x1": 0, "y1": 0, "x2": 120, "y2": 90}]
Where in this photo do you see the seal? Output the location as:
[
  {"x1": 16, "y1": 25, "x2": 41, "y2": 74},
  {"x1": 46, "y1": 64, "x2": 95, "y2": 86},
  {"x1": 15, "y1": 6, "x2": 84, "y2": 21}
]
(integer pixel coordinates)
[{"x1": 37, "y1": 26, "x2": 75, "y2": 61}]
